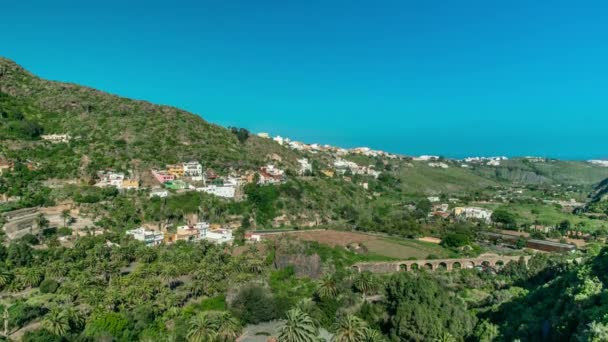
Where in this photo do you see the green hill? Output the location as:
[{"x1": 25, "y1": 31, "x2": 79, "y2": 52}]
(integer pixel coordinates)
[
  {"x1": 0, "y1": 57, "x2": 300, "y2": 177},
  {"x1": 2, "y1": 56, "x2": 608, "y2": 233}
]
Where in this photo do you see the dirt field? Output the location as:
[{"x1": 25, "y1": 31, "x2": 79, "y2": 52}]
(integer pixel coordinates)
[
  {"x1": 263, "y1": 230, "x2": 376, "y2": 247},
  {"x1": 262, "y1": 230, "x2": 452, "y2": 260}
]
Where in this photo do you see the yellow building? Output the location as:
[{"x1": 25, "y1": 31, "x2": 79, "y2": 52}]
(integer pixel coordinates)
[
  {"x1": 122, "y1": 179, "x2": 139, "y2": 189},
  {"x1": 166, "y1": 164, "x2": 185, "y2": 177},
  {"x1": 321, "y1": 169, "x2": 335, "y2": 178},
  {"x1": 453, "y1": 207, "x2": 465, "y2": 216}
]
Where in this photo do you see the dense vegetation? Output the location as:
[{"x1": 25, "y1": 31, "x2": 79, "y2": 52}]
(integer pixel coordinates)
[{"x1": 0, "y1": 229, "x2": 606, "y2": 341}]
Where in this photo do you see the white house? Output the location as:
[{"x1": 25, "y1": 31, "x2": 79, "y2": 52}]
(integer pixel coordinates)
[
  {"x1": 197, "y1": 177, "x2": 239, "y2": 198},
  {"x1": 149, "y1": 188, "x2": 169, "y2": 198},
  {"x1": 197, "y1": 184, "x2": 236, "y2": 198},
  {"x1": 413, "y1": 155, "x2": 440, "y2": 161},
  {"x1": 95, "y1": 171, "x2": 125, "y2": 188},
  {"x1": 41, "y1": 134, "x2": 71, "y2": 143},
  {"x1": 183, "y1": 161, "x2": 204, "y2": 181},
  {"x1": 195, "y1": 222, "x2": 210, "y2": 239},
  {"x1": 205, "y1": 229, "x2": 233, "y2": 244},
  {"x1": 273, "y1": 136, "x2": 285, "y2": 145},
  {"x1": 126, "y1": 228, "x2": 164, "y2": 247},
  {"x1": 428, "y1": 162, "x2": 449, "y2": 169},
  {"x1": 258, "y1": 165, "x2": 285, "y2": 185},
  {"x1": 455, "y1": 207, "x2": 493, "y2": 223},
  {"x1": 245, "y1": 232, "x2": 262, "y2": 242},
  {"x1": 589, "y1": 160, "x2": 608, "y2": 167},
  {"x1": 297, "y1": 158, "x2": 312, "y2": 176}
]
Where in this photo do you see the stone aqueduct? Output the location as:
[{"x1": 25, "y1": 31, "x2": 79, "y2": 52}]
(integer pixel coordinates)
[{"x1": 352, "y1": 255, "x2": 531, "y2": 273}]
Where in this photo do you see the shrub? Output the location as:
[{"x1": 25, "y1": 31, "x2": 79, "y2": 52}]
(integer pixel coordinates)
[
  {"x1": 39, "y1": 279, "x2": 59, "y2": 294},
  {"x1": 230, "y1": 284, "x2": 280, "y2": 324}
]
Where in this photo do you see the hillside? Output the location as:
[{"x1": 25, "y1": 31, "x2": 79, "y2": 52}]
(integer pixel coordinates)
[
  {"x1": 0, "y1": 57, "x2": 301, "y2": 177},
  {"x1": 584, "y1": 178, "x2": 608, "y2": 215},
  {"x1": 2, "y1": 56, "x2": 608, "y2": 235}
]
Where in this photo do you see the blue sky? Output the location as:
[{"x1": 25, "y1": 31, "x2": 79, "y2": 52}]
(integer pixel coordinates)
[{"x1": 1, "y1": 0, "x2": 607, "y2": 159}]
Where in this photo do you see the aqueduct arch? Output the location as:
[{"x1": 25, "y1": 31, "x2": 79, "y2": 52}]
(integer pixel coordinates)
[{"x1": 352, "y1": 255, "x2": 530, "y2": 274}]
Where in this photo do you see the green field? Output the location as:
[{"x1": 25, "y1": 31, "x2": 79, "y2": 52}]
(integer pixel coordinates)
[
  {"x1": 363, "y1": 238, "x2": 457, "y2": 259},
  {"x1": 483, "y1": 202, "x2": 608, "y2": 232}
]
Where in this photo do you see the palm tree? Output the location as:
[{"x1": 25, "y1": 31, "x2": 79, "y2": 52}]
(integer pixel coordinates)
[
  {"x1": 0, "y1": 269, "x2": 13, "y2": 289},
  {"x1": 316, "y1": 274, "x2": 339, "y2": 300},
  {"x1": 363, "y1": 328, "x2": 386, "y2": 342},
  {"x1": 16, "y1": 268, "x2": 43, "y2": 288},
  {"x1": 63, "y1": 307, "x2": 85, "y2": 330},
  {"x1": 41, "y1": 308, "x2": 70, "y2": 337},
  {"x1": 332, "y1": 314, "x2": 368, "y2": 342},
  {"x1": 188, "y1": 311, "x2": 239, "y2": 342},
  {"x1": 46, "y1": 263, "x2": 67, "y2": 280},
  {"x1": 295, "y1": 299, "x2": 322, "y2": 328},
  {"x1": 434, "y1": 332, "x2": 456, "y2": 342},
  {"x1": 353, "y1": 272, "x2": 378, "y2": 298},
  {"x1": 278, "y1": 308, "x2": 319, "y2": 342},
  {"x1": 215, "y1": 311, "x2": 241, "y2": 342},
  {"x1": 61, "y1": 209, "x2": 71, "y2": 227},
  {"x1": 161, "y1": 264, "x2": 180, "y2": 288},
  {"x1": 435, "y1": 332, "x2": 456, "y2": 342}
]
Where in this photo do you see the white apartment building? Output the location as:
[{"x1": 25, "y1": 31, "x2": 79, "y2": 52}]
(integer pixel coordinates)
[
  {"x1": 195, "y1": 222, "x2": 210, "y2": 239},
  {"x1": 183, "y1": 161, "x2": 204, "y2": 181},
  {"x1": 126, "y1": 228, "x2": 164, "y2": 247},
  {"x1": 297, "y1": 158, "x2": 312, "y2": 176}
]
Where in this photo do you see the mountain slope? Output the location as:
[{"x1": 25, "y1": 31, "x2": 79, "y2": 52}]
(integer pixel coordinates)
[
  {"x1": 0, "y1": 57, "x2": 300, "y2": 177},
  {"x1": 2, "y1": 56, "x2": 608, "y2": 191}
]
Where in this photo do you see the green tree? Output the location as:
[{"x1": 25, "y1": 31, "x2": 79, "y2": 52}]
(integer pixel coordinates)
[
  {"x1": 0, "y1": 269, "x2": 13, "y2": 289},
  {"x1": 385, "y1": 273, "x2": 475, "y2": 341},
  {"x1": 61, "y1": 209, "x2": 71, "y2": 227},
  {"x1": 187, "y1": 311, "x2": 241, "y2": 342},
  {"x1": 491, "y1": 209, "x2": 517, "y2": 228},
  {"x1": 473, "y1": 320, "x2": 499, "y2": 342},
  {"x1": 278, "y1": 308, "x2": 319, "y2": 342},
  {"x1": 41, "y1": 309, "x2": 70, "y2": 337},
  {"x1": 316, "y1": 275, "x2": 339, "y2": 300},
  {"x1": 230, "y1": 284, "x2": 280, "y2": 324},
  {"x1": 353, "y1": 272, "x2": 378, "y2": 297},
  {"x1": 332, "y1": 314, "x2": 368, "y2": 342}
]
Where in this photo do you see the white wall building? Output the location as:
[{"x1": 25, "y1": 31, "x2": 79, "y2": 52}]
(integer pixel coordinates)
[
  {"x1": 297, "y1": 158, "x2": 312, "y2": 176},
  {"x1": 589, "y1": 160, "x2": 608, "y2": 167},
  {"x1": 456, "y1": 207, "x2": 493, "y2": 223},
  {"x1": 183, "y1": 161, "x2": 204, "y2": 181},
  {"x1": 195, "y1": 222, "x2": 210, "y2": 239},
  {"x1": 149, "y1": 188, "x2": 169, "y2": 198},
  {"x1": 41, "y1": 134, "x2": 71, "y2": 143},
  {"x1": 205, "y1": 229, "x2": 233, "y2": 244},
  {"x1": 197, "y1": 184, "x2": 236, "y2": 198},
  {"x1": 95, "y1": 171, "x2": 125, "y2": 188},
  {"x1": 428, "y1": 162, "x2": 449, "y2": 169},
  {"x1": 126, "y1": 228, "x2": 164, "y2": 246}
]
